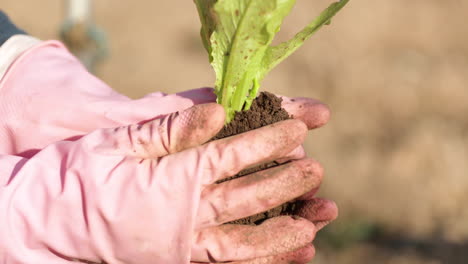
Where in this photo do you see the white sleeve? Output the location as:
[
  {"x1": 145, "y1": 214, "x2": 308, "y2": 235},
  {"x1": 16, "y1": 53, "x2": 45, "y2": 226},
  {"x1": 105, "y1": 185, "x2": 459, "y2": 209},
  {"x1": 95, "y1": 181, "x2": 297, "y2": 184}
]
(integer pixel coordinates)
[{"x1": 0, "y1": 35, "x2": 40, "y2": 82}]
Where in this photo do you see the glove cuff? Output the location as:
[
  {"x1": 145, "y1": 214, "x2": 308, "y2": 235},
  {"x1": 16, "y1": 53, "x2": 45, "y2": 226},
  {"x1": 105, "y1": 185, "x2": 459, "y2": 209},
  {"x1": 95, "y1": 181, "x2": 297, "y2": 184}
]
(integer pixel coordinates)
[{"x1": 0, "y1": 35, "x2": 40, "y2": 83}]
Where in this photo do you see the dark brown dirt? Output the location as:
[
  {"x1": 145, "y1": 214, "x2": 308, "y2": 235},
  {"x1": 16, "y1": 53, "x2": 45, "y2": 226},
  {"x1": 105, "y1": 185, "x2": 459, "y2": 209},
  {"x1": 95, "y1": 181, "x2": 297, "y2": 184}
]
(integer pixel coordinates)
[
  {"x1": 212, "y1": 91, "x2": 301, "y2": 225},
  {"x1": 212, "y1": 91, "x2": 291, "y2": 141}
]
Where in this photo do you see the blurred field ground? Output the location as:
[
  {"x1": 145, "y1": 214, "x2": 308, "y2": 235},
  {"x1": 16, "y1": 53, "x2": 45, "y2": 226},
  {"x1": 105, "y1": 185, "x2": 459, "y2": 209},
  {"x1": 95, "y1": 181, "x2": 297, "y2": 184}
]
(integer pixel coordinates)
[{"x1": 3, "y1": 0, "x2": 468, "y2": 263}]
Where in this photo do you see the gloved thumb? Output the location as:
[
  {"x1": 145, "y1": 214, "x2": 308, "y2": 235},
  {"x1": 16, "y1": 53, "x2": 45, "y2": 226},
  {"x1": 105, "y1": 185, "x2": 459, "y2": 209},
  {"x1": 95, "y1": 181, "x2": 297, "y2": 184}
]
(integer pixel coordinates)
[
  {"x1": 91, "y1": 102, "x2": 225, "y2": 158},
  {"x1": 102, "y1": 87, "x2": 218, "y2": 125}
]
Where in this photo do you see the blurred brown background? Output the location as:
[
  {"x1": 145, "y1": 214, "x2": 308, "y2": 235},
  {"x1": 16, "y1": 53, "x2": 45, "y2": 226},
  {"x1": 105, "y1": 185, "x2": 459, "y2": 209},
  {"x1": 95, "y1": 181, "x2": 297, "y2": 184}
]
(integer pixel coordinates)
[{"x1": 3, "y1": 0, "x2": 468, "y2": 263}]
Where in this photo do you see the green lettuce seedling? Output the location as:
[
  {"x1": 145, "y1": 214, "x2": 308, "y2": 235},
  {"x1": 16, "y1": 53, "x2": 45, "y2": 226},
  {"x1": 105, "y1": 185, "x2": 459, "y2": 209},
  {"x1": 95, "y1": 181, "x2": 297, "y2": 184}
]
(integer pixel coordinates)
[{"x1": 194, "y1": 0, "x2": 349, "y2": 123}]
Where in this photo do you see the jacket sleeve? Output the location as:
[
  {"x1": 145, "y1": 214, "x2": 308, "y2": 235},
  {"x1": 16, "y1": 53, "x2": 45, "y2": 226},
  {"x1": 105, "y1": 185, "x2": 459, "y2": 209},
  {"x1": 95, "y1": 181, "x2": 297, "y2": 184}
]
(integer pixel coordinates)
[
  {"x1": 0, "y1": 11, "x2": 27, "y2": 46},
  {"x1": 0, "y1": 11, "x2": 39, "y2": 84}
]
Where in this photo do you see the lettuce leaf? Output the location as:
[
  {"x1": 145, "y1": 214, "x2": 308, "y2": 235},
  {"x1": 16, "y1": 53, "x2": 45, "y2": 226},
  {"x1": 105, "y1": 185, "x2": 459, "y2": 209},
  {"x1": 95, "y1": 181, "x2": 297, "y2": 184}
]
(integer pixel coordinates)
[{"x1": 194, "y1": 0, "x2": 349, "y2": 122}]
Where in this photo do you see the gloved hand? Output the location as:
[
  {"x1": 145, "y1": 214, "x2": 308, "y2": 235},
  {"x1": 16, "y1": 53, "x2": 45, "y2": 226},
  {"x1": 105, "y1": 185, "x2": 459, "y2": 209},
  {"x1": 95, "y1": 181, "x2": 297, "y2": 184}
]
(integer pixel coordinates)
[
  {"x1": 0, "y1": 40, "x2": 217, "y2": 157},
  {"x1": 0, "y1": 39, "x2": 337, "y2": 263},
  {"x1": 1, "y1": 102, "x2": 327, "y2": 264},
  {"x1": 0, "y1": 40, "x2": 329, "y2": 159}
]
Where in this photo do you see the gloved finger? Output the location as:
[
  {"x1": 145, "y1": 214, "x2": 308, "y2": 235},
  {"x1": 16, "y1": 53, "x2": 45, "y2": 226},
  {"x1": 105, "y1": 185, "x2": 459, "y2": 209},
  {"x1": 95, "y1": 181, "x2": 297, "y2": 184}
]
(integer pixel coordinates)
[
  {"x1": 294, "y1": 198, "x2": 338, "y2": 231},
  {"x1": 103, "y1": 87, "x2": 217, "y2": 125},
  {"x1": 276, "y1": 145, "x2": 306, "y2": 164},
  {"x1": 197, "y1": 158, "x2": 323, "y2": 228},
  {"x1": 191, "y1": 244, "x2": 315, "y2": 264},
  {"x1": 229, "y1": 244, "x2": 315, "y2": 264},
  {"x1": 93, "y1": 103, "x2": 225, "y2": 158},
  {"x1": 280, "y1": 96, "x2": 331, "y2": 130},
  {"x1": 194, "y1": 119, "x2": 308, "y2": 185},
  {"x1": 191, "y1": 216, "x2": 316, "y2": 262}
]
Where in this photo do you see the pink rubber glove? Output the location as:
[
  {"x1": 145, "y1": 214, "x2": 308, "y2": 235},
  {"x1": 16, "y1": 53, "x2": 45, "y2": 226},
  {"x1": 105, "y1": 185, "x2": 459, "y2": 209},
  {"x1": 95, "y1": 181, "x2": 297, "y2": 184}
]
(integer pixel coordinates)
[
  {"x1": 0, "y1": 101, "x2": 328, "y2": 263},
  {"x1": 0, "y1": 39, "x2": 329, "y2": 160},
  {"x1": 0, "y1": 39, "x2": 337, "y2": 263},
  {"x1": 0, "y1": 39, "x2": 216, "y2": 157}
]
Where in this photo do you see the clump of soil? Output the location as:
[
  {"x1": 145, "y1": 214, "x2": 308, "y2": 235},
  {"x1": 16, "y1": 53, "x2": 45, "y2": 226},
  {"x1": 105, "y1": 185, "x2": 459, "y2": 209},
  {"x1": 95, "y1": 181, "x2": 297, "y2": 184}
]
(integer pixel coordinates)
[
  {"x1": 212, "y1": 91, "x2": 302, "y2": 225},
  {"x1": 212, "y1": 91, "x2": 290, "y2": 140}
]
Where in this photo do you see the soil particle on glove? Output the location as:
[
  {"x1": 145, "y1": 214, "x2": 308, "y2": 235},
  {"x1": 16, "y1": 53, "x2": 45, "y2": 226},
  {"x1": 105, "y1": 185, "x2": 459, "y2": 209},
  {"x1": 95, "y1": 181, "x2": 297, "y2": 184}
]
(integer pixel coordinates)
[{"x1": 212, "y1": 91, "x2": 302, "y2": 225}]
